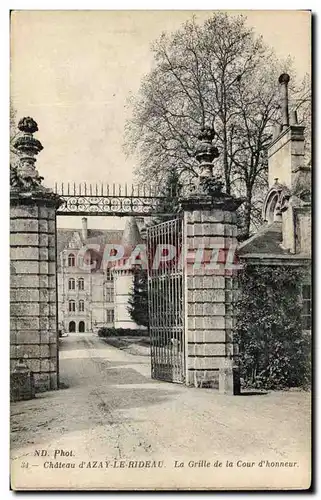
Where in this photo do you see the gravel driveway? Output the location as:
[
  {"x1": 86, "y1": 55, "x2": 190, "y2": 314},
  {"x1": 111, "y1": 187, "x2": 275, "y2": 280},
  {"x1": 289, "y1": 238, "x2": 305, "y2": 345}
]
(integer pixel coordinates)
[{"x1": 11, "y1": 332, "x2": 311, "y2": 490}]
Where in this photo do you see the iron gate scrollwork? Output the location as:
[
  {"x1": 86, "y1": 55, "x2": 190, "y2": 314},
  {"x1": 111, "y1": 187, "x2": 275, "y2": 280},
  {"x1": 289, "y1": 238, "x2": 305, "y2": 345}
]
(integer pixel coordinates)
[
  {"x1": 147, "y1": 218, "x2": 185, "y2": 383},
  {"x1": 54, "y1": 183, "x2": 177, "y2": 217}
]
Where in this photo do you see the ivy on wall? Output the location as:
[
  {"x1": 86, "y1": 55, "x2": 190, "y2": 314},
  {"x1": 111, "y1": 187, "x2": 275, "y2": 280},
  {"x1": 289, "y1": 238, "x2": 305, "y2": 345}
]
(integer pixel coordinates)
[{"x1": 235, "y1": 264, "x2": 311, "y2": 390}]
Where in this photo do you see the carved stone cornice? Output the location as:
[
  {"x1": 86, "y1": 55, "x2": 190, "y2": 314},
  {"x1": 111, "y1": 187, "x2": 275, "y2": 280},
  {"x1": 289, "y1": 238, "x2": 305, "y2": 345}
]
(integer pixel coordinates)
[{"x1": 179, "y1": 192, "x2": 244, "y2": 213}]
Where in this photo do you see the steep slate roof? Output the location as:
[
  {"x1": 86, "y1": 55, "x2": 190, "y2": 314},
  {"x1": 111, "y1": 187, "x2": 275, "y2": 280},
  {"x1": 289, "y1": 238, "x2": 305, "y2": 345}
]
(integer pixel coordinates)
[
  {"x1": 237, "y1": 222, "x2": 290, "y2": 257},
  {"x1": 56, "y1": 228, "x2": 123, "y2": 255},
  {"x1": 56, "y1": 229, "x2": 75, "y2": 256},
  {"x1": 56, "y1": 228, "x2": 123, "y2": 272}
]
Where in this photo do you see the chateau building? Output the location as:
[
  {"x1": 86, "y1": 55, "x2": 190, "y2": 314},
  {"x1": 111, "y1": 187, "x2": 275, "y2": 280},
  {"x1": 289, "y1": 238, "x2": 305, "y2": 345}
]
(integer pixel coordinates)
[{"x1": 57, "y1": 216, "x2": 144, "y2": 333}]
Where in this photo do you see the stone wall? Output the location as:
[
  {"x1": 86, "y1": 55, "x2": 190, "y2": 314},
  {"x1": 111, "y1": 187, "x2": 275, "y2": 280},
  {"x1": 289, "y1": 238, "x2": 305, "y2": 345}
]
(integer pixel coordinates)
[
  {"x1": 267, "y1": 126, "x2": 305, "y2": 189},
  {"x1": 10, "y1": 198, "x2": 59, "y2": 392},
  {"x1": 113, "y1": 270, "x2": 139, "y2": 329}
]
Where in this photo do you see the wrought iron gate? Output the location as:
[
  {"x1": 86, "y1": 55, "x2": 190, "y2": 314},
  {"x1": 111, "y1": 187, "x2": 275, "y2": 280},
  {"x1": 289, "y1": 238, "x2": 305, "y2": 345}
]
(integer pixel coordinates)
[{"x1": 146, "y1": 218, "x2": 185, "y2": 383}]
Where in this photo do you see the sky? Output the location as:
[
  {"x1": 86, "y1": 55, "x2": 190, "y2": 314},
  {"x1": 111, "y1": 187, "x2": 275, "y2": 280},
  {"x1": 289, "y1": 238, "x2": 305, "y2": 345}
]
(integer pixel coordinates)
[{"x1": 10, "y1": 10, "x2": 311, "y2": 230}]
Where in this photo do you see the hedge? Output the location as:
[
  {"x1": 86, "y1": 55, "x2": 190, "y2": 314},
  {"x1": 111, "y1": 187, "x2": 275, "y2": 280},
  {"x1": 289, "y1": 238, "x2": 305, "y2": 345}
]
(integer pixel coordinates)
[
  {"x1": 235, "y1": 264, "x2": 311, "y2": 390},
  {"x1": 97, "y1": 327, "x2": 149, "y2": 338}
]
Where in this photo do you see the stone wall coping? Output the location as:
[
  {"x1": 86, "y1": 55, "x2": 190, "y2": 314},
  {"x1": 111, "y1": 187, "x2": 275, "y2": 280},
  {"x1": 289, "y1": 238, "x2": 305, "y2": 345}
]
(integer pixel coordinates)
[
  {"x1": 239, "y1": 254, "x2": 311, "y2": 265},
  {"x1": 179, "y1": 193, "x2": 244, "y2": 212},
  {"x1": 10, "y1": 189, "x2": 62, "y2": 208},
  {"x1": 267, "y1": 124, "x2": 305, "y2": 158}
]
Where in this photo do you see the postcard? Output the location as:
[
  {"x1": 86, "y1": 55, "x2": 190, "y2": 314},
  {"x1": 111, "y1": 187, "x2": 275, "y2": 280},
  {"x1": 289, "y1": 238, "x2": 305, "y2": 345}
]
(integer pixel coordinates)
[{"x1": 10, "y1": 9, "x2": 312, "y2": 491}]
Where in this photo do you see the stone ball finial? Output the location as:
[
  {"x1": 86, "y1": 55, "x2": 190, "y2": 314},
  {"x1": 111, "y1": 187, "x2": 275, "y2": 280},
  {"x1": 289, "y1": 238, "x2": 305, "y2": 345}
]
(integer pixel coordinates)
[
  {"x1": 13, "y1": 117, "x2": 43, "y2": 156},
  {"x1": 18, "y1": 117, "x2": 39, "y2": 134},
  {"x1": 278, "y1": 73, "x2": 290, "y2": 85},
  {"x1": 197, "y1": 125, "x2": 215, "y2": 143},
  {"x1": 195, "y1": 125, "x2": 219, "y2": 166}
]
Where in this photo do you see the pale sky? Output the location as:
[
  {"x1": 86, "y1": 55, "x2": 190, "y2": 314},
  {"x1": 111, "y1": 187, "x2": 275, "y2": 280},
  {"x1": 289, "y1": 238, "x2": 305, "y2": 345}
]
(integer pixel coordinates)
[{"x1": 10, "y1": 10, "x2": 311, "y2": 230}]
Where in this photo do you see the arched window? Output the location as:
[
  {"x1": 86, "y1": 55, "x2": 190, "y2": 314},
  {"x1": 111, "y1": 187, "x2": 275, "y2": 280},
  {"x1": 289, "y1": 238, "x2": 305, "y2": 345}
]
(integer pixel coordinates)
[
  {"x1": 78, "y1": 278, "x2": 84, "y2": 291},
  {"x1": 68, "y1": 253, "x2": 75, "y2": 267},
  {"x1": 79, "y1": 300, "x2": 84, "y2": 312},
  {"x1": 68, "y1": 278, "x2": 75, "y2": 290},
  {"x1": 79, "y1": 321, "x2": 85, "y2": 333},
  {"x1": 69, "y1": 321, "x2": 76, "y2": 332},
  {"x1": 69, "y1": 300, "x2": 75, "y2": 312}
]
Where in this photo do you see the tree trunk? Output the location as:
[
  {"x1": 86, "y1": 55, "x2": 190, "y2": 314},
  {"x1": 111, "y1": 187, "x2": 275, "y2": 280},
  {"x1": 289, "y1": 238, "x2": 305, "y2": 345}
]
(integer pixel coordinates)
[
  {"x1": 243, "y1": 197, "x2": 252, "y2": 239},
  {"x1": 223, "y1": 127, "x2": 231, "y2": 194}
]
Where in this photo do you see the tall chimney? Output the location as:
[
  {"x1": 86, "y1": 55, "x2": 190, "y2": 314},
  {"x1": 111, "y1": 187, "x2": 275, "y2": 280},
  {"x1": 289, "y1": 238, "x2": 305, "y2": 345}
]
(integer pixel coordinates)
[
  {"x1": 278, "y1": 73, "x2": 290, "y2": 129},
  {"x1": 290, "y1": 109, "x2": 298, "y2": 125},
  {"x1": 81, "y1": 217, "x2": 88, "y2": 240}
]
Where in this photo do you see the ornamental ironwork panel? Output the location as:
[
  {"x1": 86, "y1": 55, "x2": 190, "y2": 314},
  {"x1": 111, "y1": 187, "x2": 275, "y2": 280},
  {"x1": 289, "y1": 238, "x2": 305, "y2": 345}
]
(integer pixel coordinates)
[
  {"x1": 54, "y1": 182, "x2": 177, "y2": 217},
  {"x1": 146, "y1": 217, "x2": 185, "y2": 383}
]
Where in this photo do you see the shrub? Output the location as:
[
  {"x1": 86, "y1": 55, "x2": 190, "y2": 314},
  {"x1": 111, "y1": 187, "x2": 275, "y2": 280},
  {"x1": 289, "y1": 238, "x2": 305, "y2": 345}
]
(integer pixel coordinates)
[
  {"x1": 97, "y1": 327, "x2": 149, "y2": 338},
  {"x1": 235, "y1": 264, "x2": 311, "y2": 390}
]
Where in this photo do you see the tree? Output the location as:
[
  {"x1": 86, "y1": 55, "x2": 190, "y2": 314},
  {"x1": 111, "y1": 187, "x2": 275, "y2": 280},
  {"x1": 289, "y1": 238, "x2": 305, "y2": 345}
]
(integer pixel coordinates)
[
  {"x1": 125, "y1": 13, "x2": 310, "y2": 237},
  {"x1": 150, "y1": 168, "x2": 182, "y2": 225},
  {"x1": 128, "y1": 268, "x2": 149, "y2": 327}
]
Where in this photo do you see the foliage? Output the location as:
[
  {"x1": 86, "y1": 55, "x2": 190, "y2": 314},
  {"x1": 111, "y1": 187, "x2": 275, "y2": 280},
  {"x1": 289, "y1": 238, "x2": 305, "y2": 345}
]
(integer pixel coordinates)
[
  {"x1": 127, "y1": 268, "x2": 149, "y2": 327},
  {"x1": 125, "y1": 12, "x2": 311, "y2": 237},
  {"x1": 10, "y1": 101, "x2": 19, "y2": 168},
  {"x1": 10, "y1": 163, "x2": 44, "y2": 190},
  {"x1": 151, "y1": 168, "x2": 183, "y2": 224},
  {"x1": 235, "y1": 264, "x2": 311, "y2": 390},
  {"x1": 97, "y1": 327, "x2": 148, "y2": 338}
]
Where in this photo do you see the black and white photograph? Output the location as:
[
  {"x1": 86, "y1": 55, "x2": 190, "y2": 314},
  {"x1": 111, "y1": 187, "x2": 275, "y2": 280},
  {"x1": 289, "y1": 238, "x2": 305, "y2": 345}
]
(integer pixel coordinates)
[{"x1": 9, "y1": 9, "x2": 312, "y2": 491}]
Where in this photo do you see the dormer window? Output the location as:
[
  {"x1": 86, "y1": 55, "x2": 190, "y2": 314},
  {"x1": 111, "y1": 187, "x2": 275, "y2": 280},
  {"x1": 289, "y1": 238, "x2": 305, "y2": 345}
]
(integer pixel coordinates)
[{"x1": 68, "y1": 253, "x2": 75, "y2": 267}]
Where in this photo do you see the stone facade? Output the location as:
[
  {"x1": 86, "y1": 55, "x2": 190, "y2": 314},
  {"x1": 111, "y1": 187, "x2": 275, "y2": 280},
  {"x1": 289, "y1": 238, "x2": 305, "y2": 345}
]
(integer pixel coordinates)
[
  {"x1": 56, "y1": 216, "x2": 146, "y2": 333},
  {"x1": 57, "y1": 219, "x2": 122, "y2": 333},
  {"x1": 113, "y1": 271, "x2": 138, "y2": 329},
  {"x1": 112, "y1": 217, "x2": 145, "y2": 330}
]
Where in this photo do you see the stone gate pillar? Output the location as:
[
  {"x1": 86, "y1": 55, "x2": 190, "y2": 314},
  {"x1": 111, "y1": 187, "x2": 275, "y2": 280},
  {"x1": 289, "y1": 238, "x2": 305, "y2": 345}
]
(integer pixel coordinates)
[
  {"x1": 180, "y1": 127, "x2": 243, "y2": 393},
  {"x1": 10, "y1": 117, "x2": 62, "y2": 392}
]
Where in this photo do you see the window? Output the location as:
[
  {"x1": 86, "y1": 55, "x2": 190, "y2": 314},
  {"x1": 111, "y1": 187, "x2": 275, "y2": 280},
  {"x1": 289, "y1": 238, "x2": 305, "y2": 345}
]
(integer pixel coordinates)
[
  {"x1": 106, "y1": 287, "x2": 113, "y2": 303},
  {"x1": 68, "y1": 278, "x2": 75, "y2": 290},
  {"x1": 79, "y1": 300, "x2": 84, "y2": 312},
  {"x1": 69, "y1": 300, "x2": 75, "y2": 312},
  {"x1": 78, "y1": 278, "x2": 84, "y2": 291},
  {"x1": 68, "y1": 253, "x2": 75, "y2": 267},
  {"x1": 302, "y1": 284, "x2": 311, "y2": 330},
  {"x1": 106, "y1": 268, "x2": 113, "y2": 281},
  {"x1": 106, "y1": 309, "x2": 114, "y2": 324}
]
